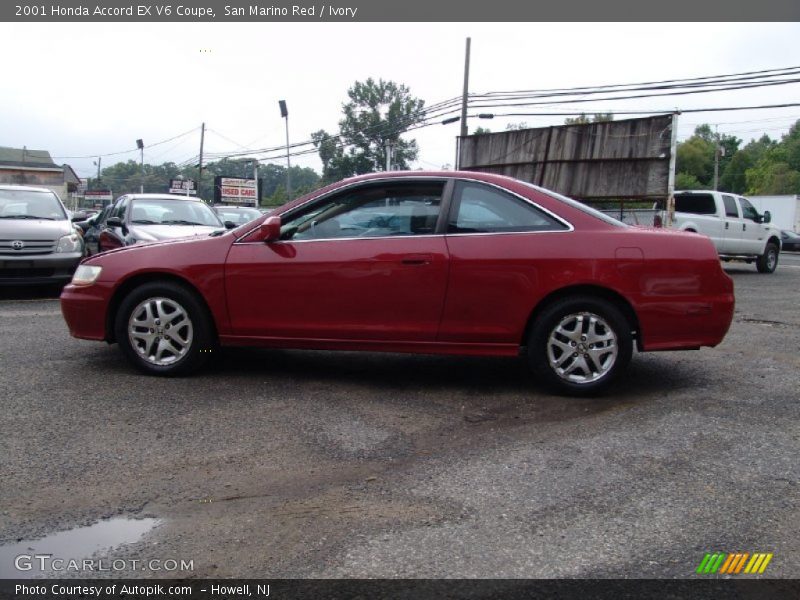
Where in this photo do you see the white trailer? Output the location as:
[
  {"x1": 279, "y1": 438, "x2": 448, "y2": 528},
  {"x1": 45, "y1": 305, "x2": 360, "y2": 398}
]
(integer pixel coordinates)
[{"x1": 748, "y1": 195, "x2": 800, "y2": 232}]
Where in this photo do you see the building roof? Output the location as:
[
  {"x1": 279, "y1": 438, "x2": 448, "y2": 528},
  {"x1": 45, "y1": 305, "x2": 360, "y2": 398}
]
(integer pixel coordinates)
[{"x1": 0, "y1": 146, "x2": 60, "y2": 169}]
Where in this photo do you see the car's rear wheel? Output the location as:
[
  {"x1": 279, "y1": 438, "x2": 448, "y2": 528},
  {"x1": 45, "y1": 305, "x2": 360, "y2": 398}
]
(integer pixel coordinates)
[
  {"x1": 756, "y1": 243, "x2": 779, "y2": 273},
  {"x1": 114, "y1": 281, "x2": 214, "y2": 375},
  {"x1": 527, "y1": 296, "x2": 633, "y2": 396}
]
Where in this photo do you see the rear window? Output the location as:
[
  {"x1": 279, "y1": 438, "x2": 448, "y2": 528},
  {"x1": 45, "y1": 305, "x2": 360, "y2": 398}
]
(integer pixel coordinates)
[{"x1": 674, "y1": 193, "x2": 717, "y2": 215}]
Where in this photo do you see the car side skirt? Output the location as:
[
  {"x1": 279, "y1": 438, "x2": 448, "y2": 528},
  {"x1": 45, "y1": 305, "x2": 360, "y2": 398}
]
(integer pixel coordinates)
[{"x1": 219, "y1": 335, "x2": 522, "y2": 357}]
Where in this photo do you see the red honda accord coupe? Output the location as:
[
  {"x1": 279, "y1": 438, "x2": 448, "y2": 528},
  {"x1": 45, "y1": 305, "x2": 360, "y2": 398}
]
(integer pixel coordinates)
[{"x1": 61, "y1": 172, "x2": 734, "y2": 395}]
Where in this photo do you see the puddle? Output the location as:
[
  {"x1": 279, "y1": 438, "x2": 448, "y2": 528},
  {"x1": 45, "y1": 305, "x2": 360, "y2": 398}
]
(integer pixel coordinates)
[{"x1": 0, "y1": 517, "x2": 159, "y2": 578}]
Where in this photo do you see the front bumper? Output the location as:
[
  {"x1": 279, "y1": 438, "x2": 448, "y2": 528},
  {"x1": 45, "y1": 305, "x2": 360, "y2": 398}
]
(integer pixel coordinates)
[
  {"x1": 60, "y1": 281, "x2": 115, "y2": 341},
  {"x1": 0, "y1": 252, "x2": 83, "y2": 286}
]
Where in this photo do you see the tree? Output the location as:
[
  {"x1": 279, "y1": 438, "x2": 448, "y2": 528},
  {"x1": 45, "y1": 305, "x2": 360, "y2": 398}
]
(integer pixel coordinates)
[
  {"x1": 473, "y1": 126, "x2": 492, "y2": 135},
  {"x1": 675, "y1": 172, "x2": 706, "y2": 190},
  {"x1": 719, "y1": 134, "x2": 775, "y2": 194},
  {"x1": 563, "y1": 113, "x2": 614, "y2": 125},
  {"x1": 746, "y1": 160, "x2": 800, "y2": 195},
  {"x1": 505, "y1": 122, "x2": 529, "y2": 131},
  {"x1": 312, "y1": 78, "x2": 425, "y2": 183},
  {"x1": 676, "y1": 136, "x2": 715, "y2": 187},
  {"x1": 744, "y1": 129, "x2": 800, "y2": 194}
]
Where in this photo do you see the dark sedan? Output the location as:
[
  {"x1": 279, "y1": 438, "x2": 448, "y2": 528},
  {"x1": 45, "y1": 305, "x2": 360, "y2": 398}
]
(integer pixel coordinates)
[
  {"x1": 781, "y1": 230, "x2": 800, "y2": 251},
  {"x1": 98, "y1": 194, "x2": 223, "y2": 252}
]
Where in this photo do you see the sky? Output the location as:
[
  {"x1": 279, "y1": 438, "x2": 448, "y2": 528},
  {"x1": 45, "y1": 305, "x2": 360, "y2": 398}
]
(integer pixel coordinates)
[{"x1": 2, "y1": 22, "x2": 800, "y2": 181}]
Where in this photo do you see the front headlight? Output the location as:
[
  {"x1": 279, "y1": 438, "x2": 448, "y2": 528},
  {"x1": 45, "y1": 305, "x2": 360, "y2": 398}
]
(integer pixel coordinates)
[
  {"x1": 56, "y1": 233, "x2": 83, "y2": 253},
  {"x1": 71, "y1": 265, "x2": 102, "y2": 286}
]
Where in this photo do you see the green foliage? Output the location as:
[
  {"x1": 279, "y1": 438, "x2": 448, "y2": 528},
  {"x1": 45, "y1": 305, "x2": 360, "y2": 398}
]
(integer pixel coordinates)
[
  {"x1": 719, "y1": 134, "x2": 774, "y2": 194},
  {"x1": 96, "y1": 157, "x2": 319, "y2": 205},
  {"x1": 675, "y1": 125, "x2": 740, "y2": 190},
  {"x1": 473, "y1": 126, "x2": 492, "y2": 135},
  {"x1": 743, "y1": 123, "x2": 800, "y2": 194},
  {"x1": 312, "y1": 78, "x2": 425, "y2": 183},
  {"x1": 676, "y1": 137, "x2": 715, "y2": 187},
  {"x1": 563, "y1": 113, "x2": 614, "y2": 125},
  {"x1": 675, "y1": 172, "x2": 707, "y2": 190}
]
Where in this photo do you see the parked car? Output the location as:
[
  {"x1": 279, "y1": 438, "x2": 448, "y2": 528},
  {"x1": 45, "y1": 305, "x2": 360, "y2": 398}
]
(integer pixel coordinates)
[
  {"x1": 77, "y1": 205, "x2": 112, "y2": 256},
  {"x1": 0, "y1": 184, "x2": 84, "y2": 285},
  {"x1": 666, "y1": 191, "x2": 783, "y2": 273},
  {"x1": 97, "y1": 194, "x2": 223, "y2": 252},
  {"x1": 213, "y1": 205, "x2": 263, "y2": 227},
  {"x1": 61, "y1": 172, "x2": 734, "y2": 396},
  {"x1": 780, "y1": 230, "x2": 800, "y2": 251}
]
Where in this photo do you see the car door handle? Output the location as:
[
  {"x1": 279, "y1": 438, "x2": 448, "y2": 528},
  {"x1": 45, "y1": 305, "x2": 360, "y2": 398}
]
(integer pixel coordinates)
[{"x1": 401, "y1": 254, "x2": 433, "y2": 265}]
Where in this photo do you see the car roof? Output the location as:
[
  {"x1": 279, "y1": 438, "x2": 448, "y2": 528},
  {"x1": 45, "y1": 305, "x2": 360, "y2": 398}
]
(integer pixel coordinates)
[{"x1": 126, "y1": 194, "x2": 207, "y2": 203}]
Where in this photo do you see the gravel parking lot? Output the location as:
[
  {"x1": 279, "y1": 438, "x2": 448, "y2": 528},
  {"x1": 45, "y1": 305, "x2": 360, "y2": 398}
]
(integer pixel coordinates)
[{"x1": 1, "y1": 255, "x2": 798, "y2": 579}]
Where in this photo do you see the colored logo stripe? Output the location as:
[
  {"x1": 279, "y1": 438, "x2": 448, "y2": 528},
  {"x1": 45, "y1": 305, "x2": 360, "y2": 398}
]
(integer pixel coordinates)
[{"x1": 696, "y1": 552, "x2": 773, "y2": 575}]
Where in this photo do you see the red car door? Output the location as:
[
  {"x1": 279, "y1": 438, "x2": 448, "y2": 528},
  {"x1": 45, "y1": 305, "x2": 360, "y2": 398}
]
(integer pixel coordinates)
[{"x1": 224, "y1": 180, "x2": 450, "y2": 342}]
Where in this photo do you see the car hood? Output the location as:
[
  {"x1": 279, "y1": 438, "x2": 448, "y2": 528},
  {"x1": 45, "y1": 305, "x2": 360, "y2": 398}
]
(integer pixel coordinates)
[
  {"x1": 0, "y1": 219, "x2": 73, "y2": 238},
  {"x1": 129, "y1": 224, "x2": 223, "y2": 241}
]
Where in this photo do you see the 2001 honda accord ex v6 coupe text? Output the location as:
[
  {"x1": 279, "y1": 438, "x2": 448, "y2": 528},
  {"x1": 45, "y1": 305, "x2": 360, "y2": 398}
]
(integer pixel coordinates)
[{"x1": 61, "y1": 172, "x2": 735, "y2": 396}]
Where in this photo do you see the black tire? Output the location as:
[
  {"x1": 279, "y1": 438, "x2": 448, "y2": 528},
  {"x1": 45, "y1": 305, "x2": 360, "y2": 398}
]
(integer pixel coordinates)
[
  {"x1": 527, "y1": 296, "x2": 633, "y2": 396},
  {"x1": 114, "y1": 281, "x2": 215, "y2": 376},
  {"x1": 756, "y1": 243, "x2": 779, "y2": 273}
]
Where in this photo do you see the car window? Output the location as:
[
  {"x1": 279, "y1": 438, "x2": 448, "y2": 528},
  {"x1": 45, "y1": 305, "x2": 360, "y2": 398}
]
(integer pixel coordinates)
[
  {"x1": 280, "y1": 182, "x2": 445, "y2": 241},
  {"x1": 722, "y1": 195, "x2": 739, "y2": 218},
  {"x1": 449, "y1": 181, "x2": 568, "y2": 234},
  {"x1": 110, "y1": 197, "x2": 128, "y2": 222},
  {"x1": 0, "y1": 188, "x2": 67, "y2": 220},
  {"x1": 674, "y1": 193, "x2": 717, "y2": 216},
  {"x1": 739, "y1": 198, "x2": 759, "y2": 221}
]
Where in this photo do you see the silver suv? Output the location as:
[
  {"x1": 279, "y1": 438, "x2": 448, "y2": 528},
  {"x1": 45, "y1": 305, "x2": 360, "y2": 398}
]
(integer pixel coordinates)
[{"x1": 0, "y1": 185, "x2": 84, "y2": 285}]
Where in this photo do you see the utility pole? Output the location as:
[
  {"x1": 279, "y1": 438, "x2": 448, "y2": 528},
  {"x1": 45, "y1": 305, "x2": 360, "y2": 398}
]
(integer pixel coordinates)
[
  {"x1": 666, "y1": 113, "x2": 679, "y2": 227},
  {"x1": 253, "y1": 159, "x2": 259, "y2": 208},
  {"x1": 384, "y1": 139, "x2": 394, "y2": 171},
  {"x1": 136, "y1": 139, "x2": 144, "y2": 193},
  {"x1": 713, "y1": 126, "x2": 720, "y2": 191},
  {"x1": 279, "y1": 101, "x2": 291, "y2": 198},
  {"x1": 457, "y1": 37, "x2": 471, "y2": 170},
  {"x1": 197, "y1": 122, "x2": 205, "y2": 200}
]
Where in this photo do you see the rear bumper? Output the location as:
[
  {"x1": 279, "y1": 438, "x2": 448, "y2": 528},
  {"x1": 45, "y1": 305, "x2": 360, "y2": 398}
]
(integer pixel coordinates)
[{"x1": 60, "y1": 281, "x2": 115, "y2": 341}]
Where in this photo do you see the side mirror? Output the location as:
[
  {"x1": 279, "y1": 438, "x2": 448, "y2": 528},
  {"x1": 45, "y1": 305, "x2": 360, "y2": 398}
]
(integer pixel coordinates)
[
  {"x1": 106, "y1": 217, "x2": 123, "y2": 227},
  {"x1": 260, "y1": 216, "x2": 281, "y2": 242},
  {"x1": 763, "y1": 210, "x2": 771, "y2": 223},
  {"x1": 224, "y1": 220, "x2": 237, "y2": 230}
]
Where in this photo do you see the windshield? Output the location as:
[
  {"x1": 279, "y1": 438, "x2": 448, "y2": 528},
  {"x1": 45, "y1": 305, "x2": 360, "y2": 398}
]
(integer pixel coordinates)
[
  {"x1": 130, "y1": 199, "x2": 223, "y2": 227},
  {"x1": 0, "y1": 188, "x2": 67, "y2": 220}
]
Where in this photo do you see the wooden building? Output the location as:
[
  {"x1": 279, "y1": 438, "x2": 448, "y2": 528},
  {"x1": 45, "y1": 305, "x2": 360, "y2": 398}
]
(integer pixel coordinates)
[{"x1": 0, "y1": 146, "x2": 81, "y2": 208}]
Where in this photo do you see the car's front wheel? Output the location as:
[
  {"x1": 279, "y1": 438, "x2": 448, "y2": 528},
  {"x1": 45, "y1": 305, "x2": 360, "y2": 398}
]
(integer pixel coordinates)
[
  {"x1": 114, "y1": 281, "x2": 214, "y2": 375},
  {"x1": 527, "y1": 296, "x2": 633, "y2": 396}
]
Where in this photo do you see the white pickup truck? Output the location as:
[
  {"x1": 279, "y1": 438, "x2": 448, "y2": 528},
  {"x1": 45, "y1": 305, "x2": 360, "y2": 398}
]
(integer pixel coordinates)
[{"x1": 669, "y1": 190, "x2": 783, "y2": 273}]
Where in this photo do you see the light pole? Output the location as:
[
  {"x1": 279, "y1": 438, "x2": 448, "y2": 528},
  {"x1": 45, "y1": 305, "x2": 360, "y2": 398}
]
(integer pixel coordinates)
[
  {"x1": 136, "y1": 139, "x2": 144, "y2": 193},
  {"x1": 279, "y1": 100, "x2": 291, "y2": 198}
]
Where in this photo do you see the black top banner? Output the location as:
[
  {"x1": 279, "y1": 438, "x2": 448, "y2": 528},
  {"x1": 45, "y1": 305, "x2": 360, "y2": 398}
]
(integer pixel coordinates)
[{"x1": 3, "y1": 0, "x2": 800, "y2": 21}]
